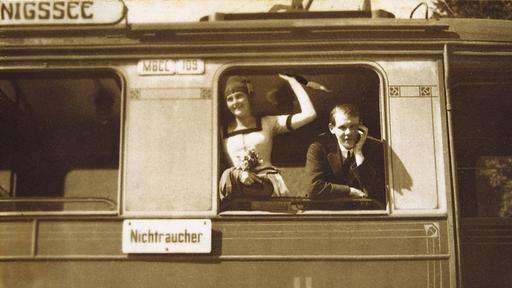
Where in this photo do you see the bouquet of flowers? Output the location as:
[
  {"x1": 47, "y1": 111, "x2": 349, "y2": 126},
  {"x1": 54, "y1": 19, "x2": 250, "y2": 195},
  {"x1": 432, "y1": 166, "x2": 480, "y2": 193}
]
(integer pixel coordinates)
[{"x1": 238, "y1": 149, "x2": 263, "y2": 172}]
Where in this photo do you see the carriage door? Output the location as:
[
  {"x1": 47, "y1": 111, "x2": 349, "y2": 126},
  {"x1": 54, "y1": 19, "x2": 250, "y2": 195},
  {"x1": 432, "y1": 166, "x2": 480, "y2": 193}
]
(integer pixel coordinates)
[{"x1": 450, "y1": 56, "x2": 512, "y2": 288}]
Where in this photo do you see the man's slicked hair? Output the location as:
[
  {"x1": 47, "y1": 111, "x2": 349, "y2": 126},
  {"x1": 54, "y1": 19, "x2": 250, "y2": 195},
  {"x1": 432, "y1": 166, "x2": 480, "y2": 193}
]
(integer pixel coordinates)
[{"x1": 328, "y1": 103, "x2": 360, "y2": 126}]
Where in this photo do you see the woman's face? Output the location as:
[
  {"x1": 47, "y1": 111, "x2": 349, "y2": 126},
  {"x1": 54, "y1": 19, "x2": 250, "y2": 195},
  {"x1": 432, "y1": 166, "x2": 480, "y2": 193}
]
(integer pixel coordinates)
[{"x1": 226, "y1": 91, "x2": 252, "y2": 118}]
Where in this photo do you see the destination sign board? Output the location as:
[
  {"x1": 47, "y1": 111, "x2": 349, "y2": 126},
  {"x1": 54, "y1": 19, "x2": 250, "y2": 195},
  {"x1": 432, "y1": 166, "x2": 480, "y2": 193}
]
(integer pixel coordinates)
[
  {"x1": 0, "y1": 0, "x2": 125, "y2": 25},
  {"x1": 122, "y1": 219, "x2": 212, "y2": 254}
]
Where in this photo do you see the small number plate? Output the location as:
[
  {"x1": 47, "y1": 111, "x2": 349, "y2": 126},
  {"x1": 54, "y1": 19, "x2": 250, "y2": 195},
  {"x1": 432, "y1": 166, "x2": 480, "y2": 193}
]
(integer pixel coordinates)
[
  {"x1": 176, "y1": 59, "x2": 205, "y2": 75},
  {"x1": 137, "y1": 59, "x2": 204, "y2": 75}
]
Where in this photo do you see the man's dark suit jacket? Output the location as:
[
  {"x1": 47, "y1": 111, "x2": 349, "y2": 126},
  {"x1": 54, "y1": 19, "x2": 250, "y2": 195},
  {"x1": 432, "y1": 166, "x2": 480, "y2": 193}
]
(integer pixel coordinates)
[{"x1": 305, "y1": 133, "x2": 386, "y2": 205}]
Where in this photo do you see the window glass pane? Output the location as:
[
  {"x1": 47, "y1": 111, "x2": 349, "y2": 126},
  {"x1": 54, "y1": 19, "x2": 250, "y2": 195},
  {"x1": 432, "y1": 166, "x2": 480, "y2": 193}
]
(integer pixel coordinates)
[
  {"x1": 0, "y1": 71, "x2": 121, "y2": 212},
  {"x1": 453, "y1": 80, "x2": 512, "y2": 217},
  {"x1": 218, "y1": 66, "x2": 386, "y2": 212}
]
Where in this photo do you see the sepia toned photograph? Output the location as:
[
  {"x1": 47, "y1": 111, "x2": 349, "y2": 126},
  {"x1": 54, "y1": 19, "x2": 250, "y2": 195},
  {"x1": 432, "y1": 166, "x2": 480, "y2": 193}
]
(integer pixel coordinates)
[{"x1": 1, "y1": 0, "x2": 511, "y2": 287}]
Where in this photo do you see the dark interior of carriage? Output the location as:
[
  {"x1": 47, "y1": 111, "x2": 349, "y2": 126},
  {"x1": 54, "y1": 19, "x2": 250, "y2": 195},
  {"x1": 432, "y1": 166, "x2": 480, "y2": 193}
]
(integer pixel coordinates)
[
  {"x1": 452, "y1": 72, "x2": 512, "y2": 218},
  {"x1": 218, "y1": 66, "x2": 387, "y2": 212},
  {"x1": 0, "y1": 71, "x2": 121, "y2": 212}
]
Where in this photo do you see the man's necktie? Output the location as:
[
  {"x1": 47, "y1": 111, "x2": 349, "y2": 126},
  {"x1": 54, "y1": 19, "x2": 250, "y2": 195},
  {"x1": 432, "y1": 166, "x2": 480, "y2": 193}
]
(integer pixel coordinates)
[{"x1": 346, "y1": 150, "x2": 356, "y2": 169}]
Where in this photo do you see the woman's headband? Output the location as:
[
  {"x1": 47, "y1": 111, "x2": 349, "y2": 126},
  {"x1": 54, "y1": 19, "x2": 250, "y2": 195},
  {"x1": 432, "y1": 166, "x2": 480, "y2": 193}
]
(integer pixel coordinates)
[{"x1": 224, "y1": 76, "x2": 253, "y2": 98}]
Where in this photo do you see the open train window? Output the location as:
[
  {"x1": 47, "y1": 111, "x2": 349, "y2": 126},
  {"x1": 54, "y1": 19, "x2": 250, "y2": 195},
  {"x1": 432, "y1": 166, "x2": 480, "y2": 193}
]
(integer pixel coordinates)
[
  {"x1": 218, "y1": 66, "x2": 387, "y2": 213},
  {"x1": 0, "y1": 70, "x2": 121, "y2": 214}
]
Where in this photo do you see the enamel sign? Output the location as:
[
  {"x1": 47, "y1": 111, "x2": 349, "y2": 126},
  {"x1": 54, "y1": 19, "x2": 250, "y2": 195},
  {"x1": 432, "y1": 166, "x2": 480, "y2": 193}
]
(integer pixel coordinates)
[
  {"x1": 0, "y1": 0, "x2": 125, "y2": 25},
  {"x1": 122, "y1": 219, "x2": 212, "y2": 254},
  {"x1": 138, "y1": 59, "x2": 205, "y2": 75}
]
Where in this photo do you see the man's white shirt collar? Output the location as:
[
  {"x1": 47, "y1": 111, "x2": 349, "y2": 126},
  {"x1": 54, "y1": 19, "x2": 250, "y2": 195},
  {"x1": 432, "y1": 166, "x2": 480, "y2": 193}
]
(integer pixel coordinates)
[{"x1": 338, "y1": 142, "x2": 364, "y2": 167}]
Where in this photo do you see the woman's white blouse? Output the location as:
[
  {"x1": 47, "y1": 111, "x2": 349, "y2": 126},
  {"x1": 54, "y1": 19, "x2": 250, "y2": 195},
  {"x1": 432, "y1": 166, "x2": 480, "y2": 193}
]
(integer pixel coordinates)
[{"x1": 223, "y1": 115, "x2": 289, "y2": 169}]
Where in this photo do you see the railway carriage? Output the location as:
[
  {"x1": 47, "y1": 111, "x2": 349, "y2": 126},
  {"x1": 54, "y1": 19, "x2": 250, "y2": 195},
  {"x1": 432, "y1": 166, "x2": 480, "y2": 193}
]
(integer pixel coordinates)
[{"x1": 1, "y1": 1, "x2": 511, "y2": 287}]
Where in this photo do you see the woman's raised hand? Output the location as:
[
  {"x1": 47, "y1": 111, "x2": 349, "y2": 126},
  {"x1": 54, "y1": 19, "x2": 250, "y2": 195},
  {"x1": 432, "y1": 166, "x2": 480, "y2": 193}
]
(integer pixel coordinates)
[{"x1": 278, "y1": 74, "x2": 296, "y2": 82}]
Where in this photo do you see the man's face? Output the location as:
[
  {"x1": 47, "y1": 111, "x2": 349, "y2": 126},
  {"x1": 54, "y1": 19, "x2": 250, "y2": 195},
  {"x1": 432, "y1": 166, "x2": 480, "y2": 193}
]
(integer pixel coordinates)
[{"x1": 329, "y1": 111, "x2": 360, "y2": 150}]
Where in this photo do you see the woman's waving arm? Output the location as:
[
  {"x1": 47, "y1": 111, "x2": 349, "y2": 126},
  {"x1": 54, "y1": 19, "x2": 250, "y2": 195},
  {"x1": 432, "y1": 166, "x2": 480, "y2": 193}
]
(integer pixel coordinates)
[{"x1": 276, "y1": 74, "x2": 317, "y2": 131}]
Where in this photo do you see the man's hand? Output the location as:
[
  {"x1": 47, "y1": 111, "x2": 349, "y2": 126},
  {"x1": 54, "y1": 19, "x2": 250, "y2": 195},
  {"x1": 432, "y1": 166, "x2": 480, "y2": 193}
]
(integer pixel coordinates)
[
  {"x1": 354, "y1": 124, "x2": 368, "y2": 153},
  {"x1": 349, "y1": 187, "x2": 366, "y2": 198}
]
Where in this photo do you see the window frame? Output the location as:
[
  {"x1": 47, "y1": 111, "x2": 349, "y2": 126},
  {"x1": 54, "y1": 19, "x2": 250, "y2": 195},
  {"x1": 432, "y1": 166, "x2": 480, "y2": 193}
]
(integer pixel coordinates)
[{"x1": 214, "y1": 61, "x2": 391, "y2": 216}]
